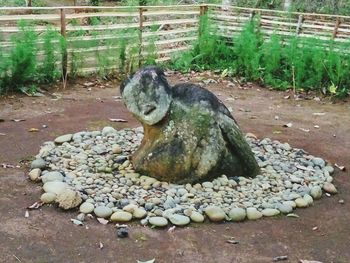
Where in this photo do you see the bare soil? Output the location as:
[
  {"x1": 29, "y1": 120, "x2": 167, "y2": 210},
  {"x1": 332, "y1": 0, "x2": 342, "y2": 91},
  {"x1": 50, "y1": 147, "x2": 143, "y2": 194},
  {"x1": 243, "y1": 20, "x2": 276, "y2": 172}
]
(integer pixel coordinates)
[{"x1": 0, "y1": 74, "x2": 349, "y2": 263}]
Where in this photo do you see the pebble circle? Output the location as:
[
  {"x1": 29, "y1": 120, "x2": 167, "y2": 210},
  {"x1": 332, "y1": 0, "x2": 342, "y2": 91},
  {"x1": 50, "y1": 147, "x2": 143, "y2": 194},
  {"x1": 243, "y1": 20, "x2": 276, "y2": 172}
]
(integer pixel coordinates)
[{"x1": 29, "y1": 126, "x2": 338, "y2": 227}]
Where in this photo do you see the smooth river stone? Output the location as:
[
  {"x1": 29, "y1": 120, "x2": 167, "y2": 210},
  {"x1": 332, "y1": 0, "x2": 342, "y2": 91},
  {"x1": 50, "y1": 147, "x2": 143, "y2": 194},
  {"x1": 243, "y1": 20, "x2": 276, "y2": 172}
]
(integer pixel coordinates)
[
  {"x1": 149, "y1": 216, "x2": 168, "y2": 227},
  {"x1": 246, "y1": 207, "x2": 263, "y2": 220},
  {"x1": 40, "y1": 192, "x2": 56, "y2": 204},
  {"x1": 94, "y1": 206, "x2": 113, "y2": 218},
  {"x1": 310, "y1": 186, "x2": 322, "y2": 199},
  {"x1": 228, "y1": 207, "x2": 246, "y2": 222},
  {"x1": 133, "y1": 208, "x2": 147, "y2": 219},
  {"x1": 30, "y1": 158, "x2": 46, "y2": 169},
  {"x1": 295, "y1": 198, "x2": 308, "y2": 208},
  {"x1": 262, "y1": 208, "x2": 280, "y2": 217},
  {"x1": 323, "y1": 182, "x2": 338, "y2": 194},
  {"x1": 110, "y1": 211, "x2": 132, "y2": 222},
  {"x1": 204, "y1": 206, "x2": 226, "y2": 222},
  {"x1": 54, "y1": 134, "x2": 73, "y2": 144},
  {"x1": 169, "y1": 214, "x2": 190, "y2": 226},
  {"x1": 190, "y1": 211, "x2": 205, "y2": 223},
  {"x1": 41, "y1": 171, "x2": 64, "y2": 183},
  {"x1": 28, "y1": 168, "x2": 41, "y2": 181},
  {"x1": 79, "y1": 202, "x2": 95, "y2": 214},
  {"x1": 43, "y1": 181, "x2": 68, "y2": 195}
]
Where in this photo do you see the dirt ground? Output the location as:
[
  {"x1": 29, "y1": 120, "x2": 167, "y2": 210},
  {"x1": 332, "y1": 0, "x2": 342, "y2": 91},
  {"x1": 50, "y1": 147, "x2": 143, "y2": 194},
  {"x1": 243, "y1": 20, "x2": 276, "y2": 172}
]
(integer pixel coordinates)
[{"x1": 0, "y1": 73, "x2": 349, "y2": 263}]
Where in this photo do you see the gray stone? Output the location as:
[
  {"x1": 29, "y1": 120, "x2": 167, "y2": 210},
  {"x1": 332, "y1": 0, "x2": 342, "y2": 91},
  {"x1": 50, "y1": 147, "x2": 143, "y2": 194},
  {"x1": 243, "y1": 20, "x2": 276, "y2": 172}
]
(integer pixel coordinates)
[
  {"x1": 43, "y1": 181, "x2": 68, "y2": 195},
  {"x1": 228, "y1": 207, "x2": 246, "y2": 221},
  {"x1": 94, "y1": 206, "x2": 113, "y2": 218},
  {"x1": 41, "y1": 171, "x2": 64, "y2": 183},
  {"x1": 276, "y1": 203, "x2": 294, "y2": 214},
  {"x1": 54, "y1": 134, "x2": 73, "y2": 144},
  {"x1": 323, "y1": 182, "x2": 337, "y2": 194},
  {"x1": 149, "y1": 216, "x2": 168, "y2": 227},
  {"x1": 102, "y1": 126, "x2": 117, "y2": 136},
  {"x1": 30, "y1": 158, "x2": 46, "y2": 169},
  {"x1": 310, "y1": 186, "x2": 322, "y2": 199},
  {"x1": 303, "y1": 194, "x2": 313, "y2": 205},
  {"x1": 246, "y1": 207, "x2": 263, "y2": 220},
  {"x1": 79, "y1": 202, "x2": 95, "y2": 214},
  {"x1": 110, "y1": 211, "x2": 132, "y2": 222},
  {"x1": 312, "y1": 157, "x2": 326, "y2": 168},
  {"x1": 190, "y1": 211, "x2": 205, "y2": 223},
  {"x1": 28, "y1": 168, "x2": 41, "y2": 181},
  {"x1": 204, "y1": 206, "x2": 226, "y2": 222},
  {"x1": 169, "y1": 214, "x2": 190, "y2": 226},
  {"x1": 324, "y1": 165, "x2": 334, "y2": 174},
  {"x1": 112, "y1": 144, "x2": 122, "y2": 154},
  {"x1": 133, "y1": 208, "x2": 147, "y2": 219},
  {"x1": 262, "y1": 208, "x2": 280, "y2": 217},
  {"x1": 40, "y1": 192, "x2": 56, "y2": 203},
  {"x1": 295, "y1": 198, "x2": 308, "y2": 208}
]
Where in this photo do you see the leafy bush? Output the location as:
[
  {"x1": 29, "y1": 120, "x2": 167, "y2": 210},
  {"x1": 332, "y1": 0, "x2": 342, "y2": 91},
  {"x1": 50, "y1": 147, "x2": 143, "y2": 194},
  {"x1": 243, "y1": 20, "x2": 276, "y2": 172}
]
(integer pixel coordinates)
[
  {"x1": 0, "y1": 21, "x2": 64, "y2": 94},
  {"x1": 171, "y1": 15, "x2": 350, "y2": 97}
]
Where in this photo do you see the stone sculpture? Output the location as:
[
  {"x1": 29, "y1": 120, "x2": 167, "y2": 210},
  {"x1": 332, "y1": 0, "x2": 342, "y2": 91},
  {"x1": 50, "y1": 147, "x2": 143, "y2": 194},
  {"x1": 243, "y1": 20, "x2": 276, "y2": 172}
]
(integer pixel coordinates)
[{"x1": 120, "y1": 66, "x2": 260, "y2": 184}]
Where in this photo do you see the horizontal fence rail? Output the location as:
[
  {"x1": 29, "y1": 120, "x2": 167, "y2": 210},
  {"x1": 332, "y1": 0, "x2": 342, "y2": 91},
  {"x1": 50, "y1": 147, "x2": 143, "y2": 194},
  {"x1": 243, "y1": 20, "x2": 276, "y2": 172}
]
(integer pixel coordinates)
[{"x1": 0, "y1": 4, "x2": 350, "y2": 76}]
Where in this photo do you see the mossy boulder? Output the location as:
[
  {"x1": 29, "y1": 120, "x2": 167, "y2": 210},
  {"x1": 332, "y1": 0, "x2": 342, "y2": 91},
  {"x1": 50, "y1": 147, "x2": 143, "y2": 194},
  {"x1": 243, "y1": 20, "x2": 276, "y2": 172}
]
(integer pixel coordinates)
[{"x1": 121, "y1": 66, "x2": 260, "y2": 184}]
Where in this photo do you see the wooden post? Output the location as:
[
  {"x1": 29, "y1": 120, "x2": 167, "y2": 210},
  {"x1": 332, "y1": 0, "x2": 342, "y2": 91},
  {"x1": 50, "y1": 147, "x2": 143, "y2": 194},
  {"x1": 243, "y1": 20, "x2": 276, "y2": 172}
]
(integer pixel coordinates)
[
  {"x1": 138, "y1": 7, "x2": 144, "y2": 68},
  {"x1": 332, "y1": 17, "x2": 340, "y2": 39},
  {"x1": 199, "y1": 5, "x2": 208, "y2": 37},
  {"x1": 28, "y1": 0, "x2": 32, "y2": 7},
  {"x1": 60, "y1": 8, "x2": 68, "y2": 79},
  {"x1": 296, "y1": 14, "x2": 303, "y2": 35}
]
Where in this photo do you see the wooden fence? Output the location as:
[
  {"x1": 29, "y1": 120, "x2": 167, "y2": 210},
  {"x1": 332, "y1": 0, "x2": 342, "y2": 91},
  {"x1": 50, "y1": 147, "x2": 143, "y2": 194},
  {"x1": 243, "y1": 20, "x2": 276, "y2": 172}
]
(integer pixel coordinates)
[{"x1": 0, "y1": 4, "x2": 350, "y2": 76}]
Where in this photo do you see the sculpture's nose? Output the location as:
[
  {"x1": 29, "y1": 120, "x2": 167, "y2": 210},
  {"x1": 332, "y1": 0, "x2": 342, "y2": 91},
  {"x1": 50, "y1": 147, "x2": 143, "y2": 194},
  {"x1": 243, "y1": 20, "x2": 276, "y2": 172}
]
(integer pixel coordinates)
[{"x1": 143, "y1": 104, "x2": 156, "y2": 115}]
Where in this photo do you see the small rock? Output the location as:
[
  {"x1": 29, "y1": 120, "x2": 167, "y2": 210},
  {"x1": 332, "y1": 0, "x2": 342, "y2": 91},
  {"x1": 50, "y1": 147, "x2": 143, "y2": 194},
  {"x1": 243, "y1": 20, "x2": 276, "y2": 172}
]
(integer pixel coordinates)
[
  {"x1": 262, "y1": 208, "x2": 280, "y2": 217},
  {"x1": 94, "y1": 206, "x2": 113, "y2": 218},
  {"x1": 79, "y1": 202, "x2": 95, "y2": 214},
  {"x1": 204, "y1": 206, "x2": 226, "y2": 222},
  {"x1": 246, "y1": 207, "x2": 263, "y2": 220},
  {"x1": 41, "y1": 171, "x2": 64, "y2": 183},
  {"x1": 190, "y1": 211, "x2": 205, "y2": 223},
  {"x1": 133, "y1": 208, "x2": 147, "y2": 219},
  {"x1": 110, "y1": 211, "x2": 132, "y2": 222},
  {"x1": 276, "y1": 203, "x2": 293, "y2": 214},
  {"x1": 112, "y1": 144, "x2": 122, "y2": 154},
  {"x1": 122, "y1": 204, "x2": 138, "y2": 213},
  {"x1": 324, "y1": 165, "x2": 334, "y2": 174},
  {"x1": 40, "y1": 192, "x2": 56, "y2": 203},
  {"x1": 102, "y1": 126, "x2": 116, "y2": 136},
  {"x1": 30, "y1": 158, "x2": 46, "y2": 169},
  {"x1": 149, "y1": 216, "x2": 168, "y2": 227},
  {"x1": 310, "y1": 186, "x2": 322, "y2": 199},
  {"x1": 56, "y1": 189, "x2": 82, "y2": 209},
  {"x1": 43, "y1": 181, "x2": 68, "y2": 195},
  {"x1": 312, "y1": 157, "x2": 326, "y2": 168},
  {"x1": 228, "y1": 207, "x2": 246, "y2": 221},
  {"x1": 117, "y1": 227, "x2": 129, "y2": 238},
  {"x1": 202, "y1": 182, "x2": 214, "y2": 188},
  {"x1": 54, "y1": 134, "x2": 73, "y2": 144},
  {"x1": 28, "y1": 168, "x2": 41, "y2": 181},
  {"x1": 77, "y1": 213, "x2": 85, "y2": 222},
  {"x1": 303, "y1": 194, "x2": 313, "y2": 206},
  {"x1": 295, "y1": 198, "x2": 308, "y2": 208},
  {"x1": 323, "y1": 182, "x2": 337, "y2": 194},
  {"x1": 169, "y1": 214, "x2": 190, "y2": 226}
]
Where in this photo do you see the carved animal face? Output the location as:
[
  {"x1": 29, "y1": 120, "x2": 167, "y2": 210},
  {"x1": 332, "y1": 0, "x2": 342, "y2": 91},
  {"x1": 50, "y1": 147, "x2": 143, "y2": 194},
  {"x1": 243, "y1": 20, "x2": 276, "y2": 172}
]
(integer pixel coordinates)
[{"x1": 121, "y1": 66, "x2": 171, "y2": 125}]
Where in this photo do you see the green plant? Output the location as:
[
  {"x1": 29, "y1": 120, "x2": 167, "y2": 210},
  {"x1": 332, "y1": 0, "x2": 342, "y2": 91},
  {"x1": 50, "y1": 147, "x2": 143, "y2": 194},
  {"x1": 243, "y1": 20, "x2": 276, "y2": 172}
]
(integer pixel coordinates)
[
  {"x1": 0, "y1": 21, "x2": 38, "y2": 94},
  {"x1": 38, "y1": 28, "x2": 64, "y2": 83}
]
